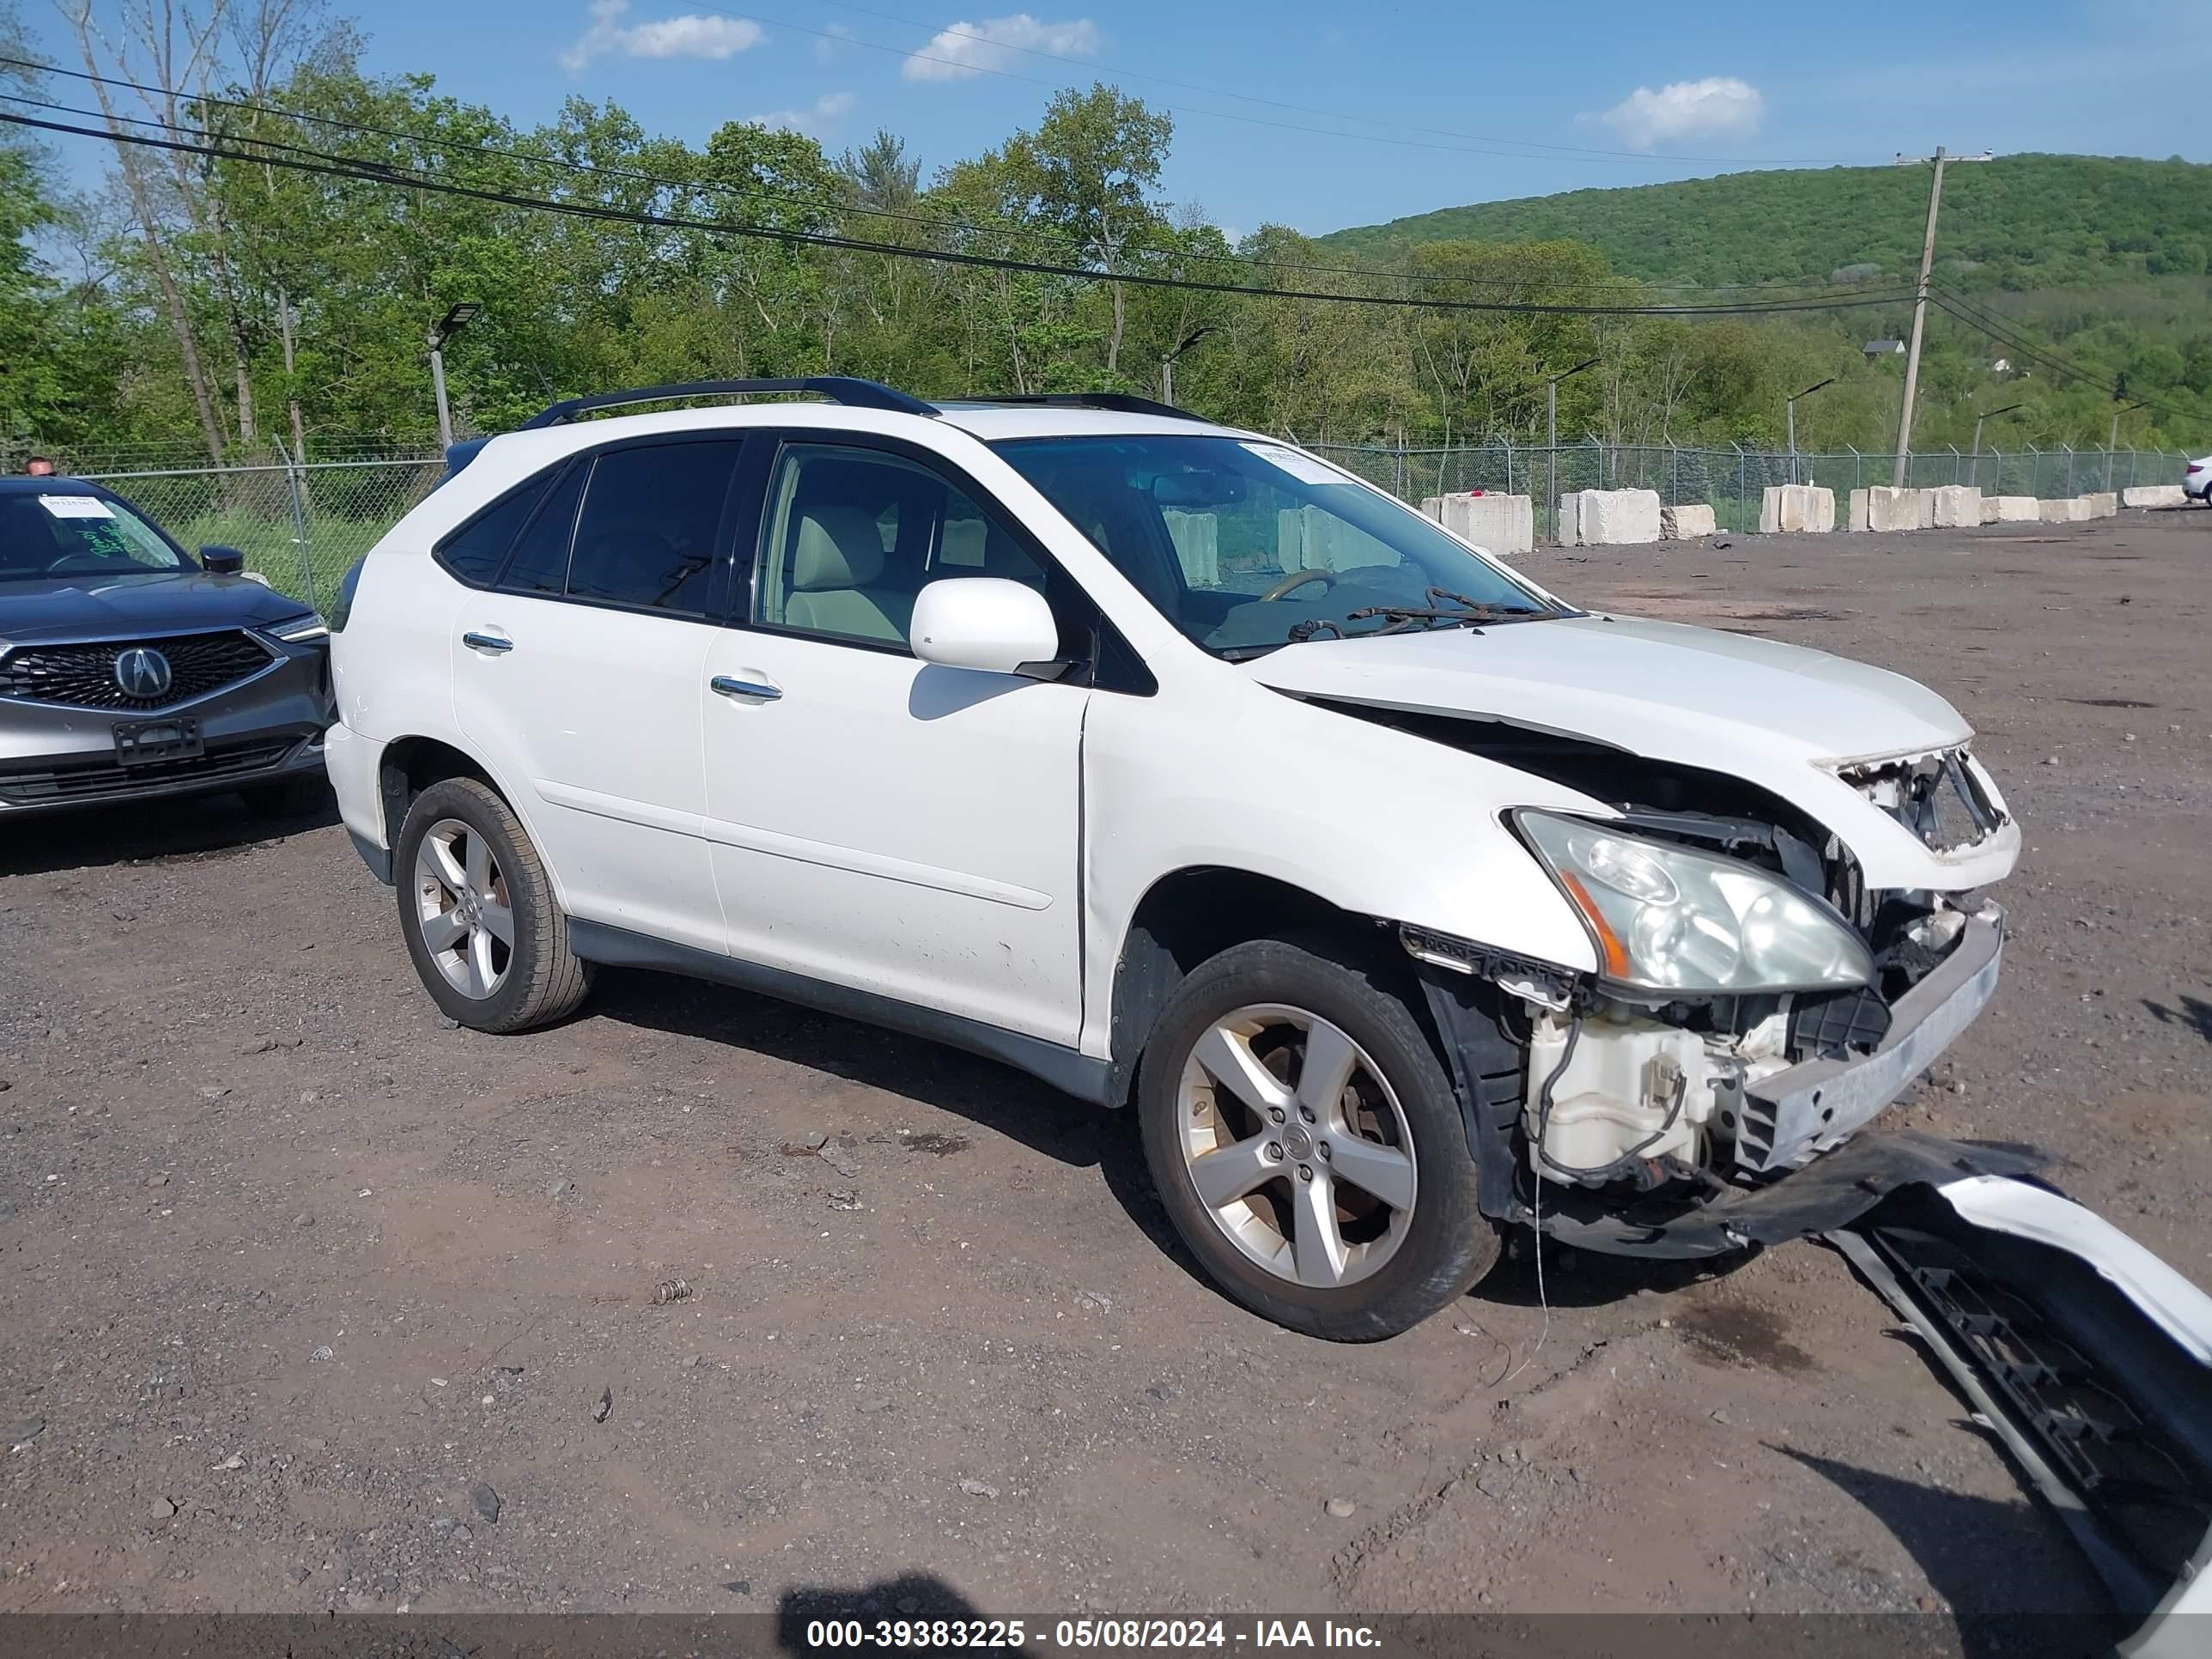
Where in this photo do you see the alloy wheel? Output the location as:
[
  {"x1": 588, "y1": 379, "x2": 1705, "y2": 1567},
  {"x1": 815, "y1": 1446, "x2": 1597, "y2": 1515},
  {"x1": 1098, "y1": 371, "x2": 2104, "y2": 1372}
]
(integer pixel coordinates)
[
  {"x1": 1176, "y1": 1003, "x2": 1418, "y2": 1289},
  {"x1": 412, "y1": 817, "x2": 514, "y2": 999}
]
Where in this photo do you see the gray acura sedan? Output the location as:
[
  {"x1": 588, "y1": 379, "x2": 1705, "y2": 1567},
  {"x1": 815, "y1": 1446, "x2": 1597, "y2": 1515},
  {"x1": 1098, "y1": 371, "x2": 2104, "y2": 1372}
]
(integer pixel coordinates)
[{"x1": 0, "y1": 475, "x2": 332, "y2": 817}]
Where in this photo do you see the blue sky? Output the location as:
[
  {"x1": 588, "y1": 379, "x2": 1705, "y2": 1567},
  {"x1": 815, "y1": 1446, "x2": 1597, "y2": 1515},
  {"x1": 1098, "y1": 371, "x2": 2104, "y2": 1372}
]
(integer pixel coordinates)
[{"x1": 27, "y1": 0, "x2": 2212, "y2": 234}]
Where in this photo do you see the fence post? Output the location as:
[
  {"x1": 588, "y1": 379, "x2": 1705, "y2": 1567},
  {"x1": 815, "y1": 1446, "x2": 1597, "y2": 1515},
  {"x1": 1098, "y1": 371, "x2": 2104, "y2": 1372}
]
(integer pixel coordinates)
[
  {"x1": 1736, "y1": 444, "x2": 1747, "y2": 534},
  {"x1": 273, "y1": 437, "x2": 320, "y2": 612}
]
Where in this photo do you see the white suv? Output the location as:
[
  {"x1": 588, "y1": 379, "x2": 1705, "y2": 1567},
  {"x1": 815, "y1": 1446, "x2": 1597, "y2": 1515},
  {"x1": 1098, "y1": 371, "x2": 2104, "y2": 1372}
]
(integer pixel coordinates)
[{"x1": 327, "y1": 379, "x2": 2020, "y2": 1340}]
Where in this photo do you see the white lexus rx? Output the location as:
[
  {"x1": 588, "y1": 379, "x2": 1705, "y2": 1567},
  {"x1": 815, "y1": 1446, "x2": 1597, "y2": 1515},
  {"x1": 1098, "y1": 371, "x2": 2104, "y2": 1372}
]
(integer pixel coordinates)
[{"x1": 326, "y1": 379, "x2": 2021, "y2": 1340}]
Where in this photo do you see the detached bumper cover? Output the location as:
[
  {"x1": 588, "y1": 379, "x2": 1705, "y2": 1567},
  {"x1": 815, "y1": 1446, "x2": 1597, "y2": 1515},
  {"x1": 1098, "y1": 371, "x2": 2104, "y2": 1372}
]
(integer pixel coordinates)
[{"x1": 1740, "y1": 903, "x2": 2005, "y2": 1172}]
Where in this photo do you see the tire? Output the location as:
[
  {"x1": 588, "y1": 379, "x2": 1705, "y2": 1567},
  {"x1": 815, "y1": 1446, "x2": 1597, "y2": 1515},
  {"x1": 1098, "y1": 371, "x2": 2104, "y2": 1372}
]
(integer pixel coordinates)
[
  {"x1": 393, "y1": 776, "x2": 592, "y2": 1033},
  {"x1": 240, "y1": 771, "x2": 328, "y2": 818},
  {"x1": 1136, "y1": 933, "x2": 1502, "y2": 1340}
]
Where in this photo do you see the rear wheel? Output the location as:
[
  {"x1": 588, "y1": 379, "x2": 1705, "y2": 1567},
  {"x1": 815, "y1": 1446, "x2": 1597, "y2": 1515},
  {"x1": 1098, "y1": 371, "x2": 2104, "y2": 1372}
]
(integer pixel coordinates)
[
  {"x1": 394, "y1": 777, "x2": 592, "y2": 1032},
  {"x1": 1137, "y1": 935, "x2": 1500, "y2": 1340}
]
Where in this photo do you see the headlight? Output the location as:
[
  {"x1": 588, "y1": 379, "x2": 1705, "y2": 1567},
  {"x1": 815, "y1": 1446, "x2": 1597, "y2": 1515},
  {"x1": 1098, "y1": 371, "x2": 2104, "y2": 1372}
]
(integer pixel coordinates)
[
  {"x1": 267, "y1": 613, "x2": 330, "y2": 643},
  {"x1": 1516, "y1": 811, "x2": 1872, "y2": 994}
]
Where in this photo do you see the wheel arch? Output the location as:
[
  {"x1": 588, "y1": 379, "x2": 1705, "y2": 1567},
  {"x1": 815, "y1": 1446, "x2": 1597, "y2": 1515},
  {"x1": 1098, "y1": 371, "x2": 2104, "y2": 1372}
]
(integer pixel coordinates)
[{"x1": 1103, "y1": 865, "x2": 1391, "y2": 1109}]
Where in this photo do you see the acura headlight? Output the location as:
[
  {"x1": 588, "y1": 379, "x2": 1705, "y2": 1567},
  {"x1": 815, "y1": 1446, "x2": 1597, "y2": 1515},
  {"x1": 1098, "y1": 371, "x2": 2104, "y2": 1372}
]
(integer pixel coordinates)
[
  {"x1": 1516, "y1": 811, "x2": 1872, "y2": 994},
  {"x1": 266, "y1": 612, "x2": 330, "y2": 643}
]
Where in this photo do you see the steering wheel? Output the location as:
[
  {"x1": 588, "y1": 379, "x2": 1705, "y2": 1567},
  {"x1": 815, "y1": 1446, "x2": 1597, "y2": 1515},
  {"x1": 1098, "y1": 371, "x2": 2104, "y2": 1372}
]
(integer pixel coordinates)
[{"x1": 1259, "y1": 567, "x2": 1336, "y2": 602}]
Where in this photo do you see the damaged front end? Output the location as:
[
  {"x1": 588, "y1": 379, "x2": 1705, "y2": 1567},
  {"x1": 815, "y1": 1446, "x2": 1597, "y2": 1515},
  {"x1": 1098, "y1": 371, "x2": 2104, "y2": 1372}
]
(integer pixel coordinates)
[{"x1": 1392, "y1": 716, "x2": 2021, "y2": 1255}]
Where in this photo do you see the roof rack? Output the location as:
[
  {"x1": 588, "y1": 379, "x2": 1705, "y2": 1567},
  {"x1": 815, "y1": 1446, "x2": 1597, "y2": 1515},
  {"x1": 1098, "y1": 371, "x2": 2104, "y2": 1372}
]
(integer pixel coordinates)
[
  {"x1": 957, "y1": 392, "x2": 1200, "y2": 422},
  {"x1": 521, "y1": 376, "x2": 935, "y2": 429}
]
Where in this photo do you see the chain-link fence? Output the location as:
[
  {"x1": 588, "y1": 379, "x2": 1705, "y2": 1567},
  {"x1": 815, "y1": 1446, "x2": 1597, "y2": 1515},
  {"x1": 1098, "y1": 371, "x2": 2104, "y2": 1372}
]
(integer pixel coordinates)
[
  {"x1": 1309, "y1": 440, "x2": 2194, "y2": 539},
  {"x1": 69, "y1": 435, "x2": 2196, "y2": 617},
  {"x1": 82, "y1": 453, "x2": 447, "y2": 613}
]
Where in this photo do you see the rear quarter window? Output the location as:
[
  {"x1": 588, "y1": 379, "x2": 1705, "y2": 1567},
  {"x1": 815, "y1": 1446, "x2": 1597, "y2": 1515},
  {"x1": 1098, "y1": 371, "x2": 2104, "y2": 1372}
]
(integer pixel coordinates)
[{"x1": 434, "y1": 467, "x2": 562, "y2": 586}]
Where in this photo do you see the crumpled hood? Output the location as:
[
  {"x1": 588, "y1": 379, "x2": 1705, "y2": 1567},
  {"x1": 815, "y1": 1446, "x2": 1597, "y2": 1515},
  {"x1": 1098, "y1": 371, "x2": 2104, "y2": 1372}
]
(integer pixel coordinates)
[
  {"x1": 1243, "y1": 613, "x2": 2014, "y2": 891},
  {"x1": 1243, "y1": 613, "x2": 1971, "y2": 764},
  {"x1": 0, "y1": 570, "x2": 301, "y2": 645}
]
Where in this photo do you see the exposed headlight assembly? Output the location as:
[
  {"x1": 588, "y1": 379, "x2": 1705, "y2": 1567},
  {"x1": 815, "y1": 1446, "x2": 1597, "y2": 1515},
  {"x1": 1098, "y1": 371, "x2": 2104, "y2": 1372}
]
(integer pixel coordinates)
[
  {"x1": 1516, "y1": 811, "x2": 1872, "y2": 995},
  {"x1": 266, "y1": 613, "x2": 330, "y2": 643}
]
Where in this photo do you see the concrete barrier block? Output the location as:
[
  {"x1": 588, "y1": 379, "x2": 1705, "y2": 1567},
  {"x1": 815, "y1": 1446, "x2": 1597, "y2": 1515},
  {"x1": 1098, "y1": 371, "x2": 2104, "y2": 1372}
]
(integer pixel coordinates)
[
  {"x1": 1577, "y1": 488, "x2": 1662, "y2": 545},
  {"x1": 1660, "y1": 503, "x2": 1717, "y2": 539},
  {"x1": 1864, "y1": 485, "x2": 1930, "y2": 533},
  {"x1": 1760, "y1": 484, "x2": 1835, "y2": 533},
  {"x1": 2081, "y1": 491, "x2": 2118, "y2": 518},
  {"x1": 1979, "y1": 497, "x2": 2001, "y2": 524},
  {"x1": 2120, "y1": 483, "x2": 2187, "y2": 508},
  {"x1": 1986, "y1": 495, "x2": 2039, "y2": 523},
  {"x1": 1162, "y1": 509, "x2": 1219, "y2": 586},
  {"x1": 2038, "y1": 498, "x2": 2089, "y2": 524},
  {"x1": 1849, "y1": 488, "x2": 1870, "y2": 532},
  {"x1": 1432, "y1": 490, "x2": 1534, "y2": 556},
  {"x1": 1930, "y1": 485, "x2": 1984, "y2": 529}
]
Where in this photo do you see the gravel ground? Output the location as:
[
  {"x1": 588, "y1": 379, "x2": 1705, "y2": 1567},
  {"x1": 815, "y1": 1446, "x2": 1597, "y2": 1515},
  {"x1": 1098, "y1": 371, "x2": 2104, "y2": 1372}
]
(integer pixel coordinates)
[{"x1": 2, "y1": 507, "x2": 2207, "y2": 1638}]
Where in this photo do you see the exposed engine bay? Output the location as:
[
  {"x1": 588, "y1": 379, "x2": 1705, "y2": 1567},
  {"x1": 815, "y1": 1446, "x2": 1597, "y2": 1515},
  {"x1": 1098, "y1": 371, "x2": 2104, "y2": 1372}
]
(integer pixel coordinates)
[{"x1": 1348, "y1": 702, "x2": 2016, "y2": 1235}]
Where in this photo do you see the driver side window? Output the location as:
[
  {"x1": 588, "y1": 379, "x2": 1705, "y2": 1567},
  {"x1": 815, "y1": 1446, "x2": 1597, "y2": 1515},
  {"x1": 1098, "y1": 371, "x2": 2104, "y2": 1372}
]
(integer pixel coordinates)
[{"x1": 753, "y1": 442, "x2": 1046, "y2": 650}]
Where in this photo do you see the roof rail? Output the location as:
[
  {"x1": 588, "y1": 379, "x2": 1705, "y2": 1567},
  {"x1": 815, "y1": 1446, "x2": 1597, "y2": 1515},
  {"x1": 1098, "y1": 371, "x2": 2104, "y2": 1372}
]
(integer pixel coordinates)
[
  {"x1": 958, "y1": 392, "x2": 1201, "y2": 422},
  {"x1": 521, "y1": 376, "x2": 935, "y2": 429}
]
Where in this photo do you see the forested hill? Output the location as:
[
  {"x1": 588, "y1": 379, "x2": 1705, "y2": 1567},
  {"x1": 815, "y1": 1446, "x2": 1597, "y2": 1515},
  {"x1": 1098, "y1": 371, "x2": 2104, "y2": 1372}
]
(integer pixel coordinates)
[{"x1": 1319, "y1": 155, "x2": 2212, "y2": 290}]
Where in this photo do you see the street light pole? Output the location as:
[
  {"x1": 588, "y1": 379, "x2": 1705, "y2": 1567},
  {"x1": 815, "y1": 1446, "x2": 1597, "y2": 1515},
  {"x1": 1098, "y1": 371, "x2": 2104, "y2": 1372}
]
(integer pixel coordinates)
[
  {"x1": 2105, "y1": 398, "x2": 2148, "y2": 490},
  {"x1": 1545, "y1": 356, "x2": 1600, "y2": 543},
  {"x1": 1159, "y1": 323, "x2": 1216, "y2": 409},
  {"x1": 427, "y1": 301, "x2": 483, "y2": 451},
  {"x1": 1890, "y1": 147, "x2": 1996, "y2": 489},
  {"x1": 1786, "y1": 378, "x2": 1835, "y2": 483},
  {"x1": 1968, "y1": 401, "x2": 2023, "y2": 489}
]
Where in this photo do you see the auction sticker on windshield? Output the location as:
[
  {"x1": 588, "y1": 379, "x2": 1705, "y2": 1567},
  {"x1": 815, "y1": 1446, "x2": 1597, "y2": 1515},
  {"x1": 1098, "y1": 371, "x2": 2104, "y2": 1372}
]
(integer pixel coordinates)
[
  {"x1": 38, "y1": 495, "x2": 115, "y2": 520},
  {"x1": 1238, "y1": 441, "x2": 1353, "y2": 487}
]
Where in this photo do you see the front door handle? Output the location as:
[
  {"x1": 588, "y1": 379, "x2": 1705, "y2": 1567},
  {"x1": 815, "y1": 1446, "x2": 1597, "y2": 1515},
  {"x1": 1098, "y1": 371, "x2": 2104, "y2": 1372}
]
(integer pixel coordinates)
[
  {"x1": 462, "y1": 630, "x2": 514, "y2": 654},
  {"x1": 710, "y1": 673, "x2": 782, "y2": 702}
]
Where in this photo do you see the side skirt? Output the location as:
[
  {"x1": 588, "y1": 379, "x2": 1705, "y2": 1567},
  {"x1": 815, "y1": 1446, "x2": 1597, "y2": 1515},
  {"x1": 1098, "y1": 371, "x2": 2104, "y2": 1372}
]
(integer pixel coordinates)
[{"x1": 567, "y1": 917, "x2": 1113, "y2": 1107}]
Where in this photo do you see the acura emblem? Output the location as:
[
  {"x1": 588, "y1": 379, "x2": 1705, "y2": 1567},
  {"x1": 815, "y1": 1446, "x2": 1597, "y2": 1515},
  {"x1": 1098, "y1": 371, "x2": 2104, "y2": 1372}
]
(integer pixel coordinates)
[{"x1": 114, "y1": 647, "x2": 173, "y2": 700}]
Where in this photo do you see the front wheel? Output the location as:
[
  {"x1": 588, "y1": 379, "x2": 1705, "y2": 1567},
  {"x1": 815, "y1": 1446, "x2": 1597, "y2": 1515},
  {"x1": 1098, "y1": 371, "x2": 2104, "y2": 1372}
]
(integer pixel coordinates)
[
  {"x1": 1136, "y1": 935, "x2": 1501, "y2": 1340},
  {"x1": 394, "y1": 776, "x2": 592, "y2": 1033}
]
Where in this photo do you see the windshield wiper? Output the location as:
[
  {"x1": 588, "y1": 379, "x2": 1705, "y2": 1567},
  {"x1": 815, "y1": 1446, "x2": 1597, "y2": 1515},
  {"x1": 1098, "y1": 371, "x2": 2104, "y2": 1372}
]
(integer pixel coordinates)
[{"x1": 1342, "y1": 604, "x2": 1489, "y2": 635}]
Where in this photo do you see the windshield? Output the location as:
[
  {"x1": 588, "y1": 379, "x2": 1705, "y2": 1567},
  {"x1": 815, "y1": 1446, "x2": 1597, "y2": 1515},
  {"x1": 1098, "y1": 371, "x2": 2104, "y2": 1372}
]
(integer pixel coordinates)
[
  {"x1": 991, "y1": 434, "x2": 1564, "y2": 656},
  {"x1": 0, "y1": 489, "x2": 191, "y2": 582}
]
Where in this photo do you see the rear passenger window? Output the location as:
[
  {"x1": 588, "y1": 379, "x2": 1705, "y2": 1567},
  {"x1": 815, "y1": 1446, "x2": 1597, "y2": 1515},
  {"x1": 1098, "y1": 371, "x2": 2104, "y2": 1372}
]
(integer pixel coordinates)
[
  {"x1": 495, "y1": 464, "x2": 585, "y2": 596},
  {"x1": 566, "y1": 441, "x2": 741, "y2": 616},
  {"x1": 436, "y1": 469, "x2": 556, "y2": 586}
]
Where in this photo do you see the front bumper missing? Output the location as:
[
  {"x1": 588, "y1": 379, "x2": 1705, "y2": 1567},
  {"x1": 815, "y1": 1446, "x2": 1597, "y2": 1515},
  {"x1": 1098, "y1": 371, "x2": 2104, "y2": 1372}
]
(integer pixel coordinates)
[
  {"x1": 1739, "y1": 903, "x2": 2005, "y2": 1173},
  {"x1": 1832, "y1": 1177, "x2": 2212, "y2": 1654}
]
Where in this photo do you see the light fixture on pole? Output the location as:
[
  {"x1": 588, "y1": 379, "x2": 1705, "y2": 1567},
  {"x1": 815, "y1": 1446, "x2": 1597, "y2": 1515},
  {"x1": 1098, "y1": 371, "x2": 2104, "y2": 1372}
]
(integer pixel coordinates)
[
  {"x1": 1785, "y1": 378, "x2": 1834, "y2": 482},
  {"x1": 1159, "y1": 323, "x2": 1216, "y2": 408},
  {"x1": 1968, "y1": 401, "x2": 2023, "y2": 488},
  {"x1": 2105, "y1": 396, "x2": 2148, "y2": 491},
  {"x1": 1544, "y1": 356, "x2": 1601, "y2": 544},
  {"x1": 428, "y1": 301, "x2": 483, "y2": 451}
]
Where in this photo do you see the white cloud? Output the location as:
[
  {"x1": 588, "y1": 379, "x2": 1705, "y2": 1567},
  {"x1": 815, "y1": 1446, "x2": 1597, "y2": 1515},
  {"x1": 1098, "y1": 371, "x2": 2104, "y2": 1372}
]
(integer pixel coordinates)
[
  {"x1": 902, "y1": 14, "x2": 1098, "y2": 82},
  {"x1": 815, "y1": 21, "x2": 856, "y2": 60},
  {"x1": 1595, "y1": 76, "x2": 1764, "y2": 150},
  {"x1": 754, "y1": 90, "x2": 858, "y2": 135},
  {"x1": 562, "y1": 0, "x2": 766, "y2": 72}
]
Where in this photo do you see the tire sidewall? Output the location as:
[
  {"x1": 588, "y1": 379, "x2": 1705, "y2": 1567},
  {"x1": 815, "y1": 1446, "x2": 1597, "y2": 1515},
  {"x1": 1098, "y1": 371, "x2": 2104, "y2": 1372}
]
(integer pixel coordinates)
[
  {"x1": 1137, "y1": 937, "x2": 1499, "y2": 1340},
  {"x1": 395, "y1": 778, "x2": 556, "y2": 1031}
]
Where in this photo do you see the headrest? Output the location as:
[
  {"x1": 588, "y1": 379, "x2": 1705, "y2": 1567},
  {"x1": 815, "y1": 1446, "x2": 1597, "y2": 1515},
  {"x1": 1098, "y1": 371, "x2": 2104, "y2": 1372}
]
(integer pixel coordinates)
[{"x1": 793, "y1": 505, "x2": 887, "y2": 590}]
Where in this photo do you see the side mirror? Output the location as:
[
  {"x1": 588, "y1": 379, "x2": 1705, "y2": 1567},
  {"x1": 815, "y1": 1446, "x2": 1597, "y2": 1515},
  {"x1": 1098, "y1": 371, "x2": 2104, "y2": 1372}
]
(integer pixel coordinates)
[
  {"x1": 911, "y1": 578, "x2": 1060, "y2": 676},
  {"x1": 200, "y1": 544, "x2": 246, "y2": 574}
]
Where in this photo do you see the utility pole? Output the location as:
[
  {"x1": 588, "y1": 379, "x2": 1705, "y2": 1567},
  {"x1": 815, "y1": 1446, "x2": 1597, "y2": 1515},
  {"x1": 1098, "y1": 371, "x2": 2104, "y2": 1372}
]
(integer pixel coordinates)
[{"x1": 1891, "y1": 147, "x2": 1996, "y2": 489}]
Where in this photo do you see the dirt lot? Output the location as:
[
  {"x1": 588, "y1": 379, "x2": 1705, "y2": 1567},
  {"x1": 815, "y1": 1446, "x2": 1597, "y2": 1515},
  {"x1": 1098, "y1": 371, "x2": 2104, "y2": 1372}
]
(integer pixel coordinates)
[{"x1": 3, "y1": 508, "x2": 2208, "y2": 1638}]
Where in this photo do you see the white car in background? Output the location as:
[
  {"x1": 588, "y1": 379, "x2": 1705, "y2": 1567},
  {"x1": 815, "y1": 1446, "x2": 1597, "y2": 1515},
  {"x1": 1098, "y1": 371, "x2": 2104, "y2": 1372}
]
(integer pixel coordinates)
[
  {"x1": 323, "y1": 376, "x2": 2024, "y2": 1341},
  {"x1": 2187, "y1": 453, "x2": 2209, "y2": 502}
]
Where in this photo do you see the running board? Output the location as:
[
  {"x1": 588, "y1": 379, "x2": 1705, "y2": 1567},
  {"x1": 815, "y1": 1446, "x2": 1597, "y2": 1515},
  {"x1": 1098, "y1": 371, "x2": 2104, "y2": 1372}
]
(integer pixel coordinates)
[{"x1": 1831, "y1": 1177, "x2": 2212, "y2": 1655}]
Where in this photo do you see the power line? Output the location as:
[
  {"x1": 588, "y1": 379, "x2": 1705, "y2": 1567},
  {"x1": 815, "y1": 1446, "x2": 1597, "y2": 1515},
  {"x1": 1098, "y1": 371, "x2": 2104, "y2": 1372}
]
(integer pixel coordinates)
[
  {"x1": 1, "y1": 106, "x2": 1925, "y2": 321},
  {"x1": 0, "y1": 58, "x2": 1896, "y2": 301},
  {"x1": 771, "y1": 0, "x2": 1874, "y2": 168},
  {"x1": 1928, "y1": 287, "x2": 2210, "y2": 426}
]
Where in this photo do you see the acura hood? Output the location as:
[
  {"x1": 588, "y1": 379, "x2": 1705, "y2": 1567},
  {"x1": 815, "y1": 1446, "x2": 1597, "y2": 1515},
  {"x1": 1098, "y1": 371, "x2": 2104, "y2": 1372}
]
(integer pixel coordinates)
[
  {"x1": 1244, "y1": 614, "x2": 1970, "y2": 763},
  {"x1": 0, "y1": 570, "x2": 304, "y2": 646},
  {"x1": 1245, "y1": 614, "x2": 2011, "y2": 890}
]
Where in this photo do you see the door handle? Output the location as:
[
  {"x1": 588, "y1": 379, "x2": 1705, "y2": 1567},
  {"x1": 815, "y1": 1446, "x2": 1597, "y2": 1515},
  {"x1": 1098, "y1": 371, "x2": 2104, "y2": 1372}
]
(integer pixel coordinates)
[
  {"x1": 710, "y1": 673, "x2": 782, "y2": 702},
  {"x1": 462, "y1": 630, "x2": 514, "y2": 654}
]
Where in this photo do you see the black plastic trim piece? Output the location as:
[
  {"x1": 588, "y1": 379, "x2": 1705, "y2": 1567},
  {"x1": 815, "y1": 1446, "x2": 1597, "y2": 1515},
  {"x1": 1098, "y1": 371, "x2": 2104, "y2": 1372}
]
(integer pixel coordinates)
[
  {"x1": 349, "y1": 828, "x2": 394, "y2": 885},
  {"x1": 567, "y1": 918, "x2": 1111, "y2": 1105},
  {"x1": 523, "y1": 377, "x2": 935, "y2": 428},
  {"x1": 1413, "y1": 963, "x2": 1527, "y2": 1222},
  {"x1": 957, "y1": 392, "x2": 1201, "y2": 422}
]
